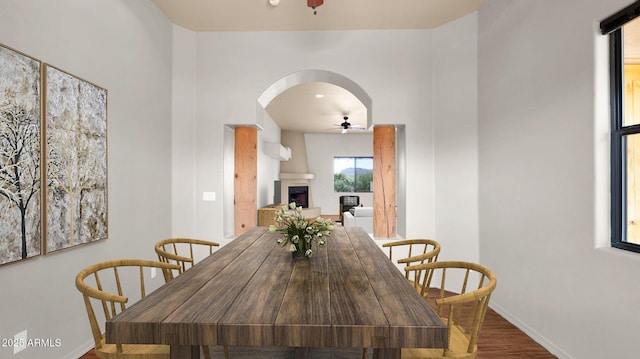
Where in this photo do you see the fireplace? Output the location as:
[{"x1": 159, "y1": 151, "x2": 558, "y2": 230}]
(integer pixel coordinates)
[{"x1": 288, "y1": 186, "x2": 309, "y2": 208}]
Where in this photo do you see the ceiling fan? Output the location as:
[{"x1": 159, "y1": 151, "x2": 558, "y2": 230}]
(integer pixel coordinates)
[{"x1": 334, "y1": 116, "x2": 365, "y2": 134}]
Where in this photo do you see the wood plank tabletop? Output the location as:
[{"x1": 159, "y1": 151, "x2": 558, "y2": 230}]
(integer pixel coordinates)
[{"x1": 106, "y1": 226, "x2": 447, "y2": 359}]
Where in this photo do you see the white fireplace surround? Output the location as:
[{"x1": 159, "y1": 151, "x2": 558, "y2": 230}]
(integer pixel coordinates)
[
  {"x1": 278, "y1": 172, "x2": 321, "y2": 218},
  {"x1": 279, "y1": 172, "x2": 314, "y2": 206}
]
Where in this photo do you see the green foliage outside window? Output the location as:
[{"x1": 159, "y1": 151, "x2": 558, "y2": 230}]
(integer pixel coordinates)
[
  {"x1": 334, "y1": 156, "x2": 373, "y2": 192},
  {"x1": 334, "y1": 173, "x2": 353, "y2": 192}
]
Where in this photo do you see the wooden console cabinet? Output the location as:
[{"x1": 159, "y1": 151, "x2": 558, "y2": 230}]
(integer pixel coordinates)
[
  {"x1": 258, "y1": 205, "x2": 322, "y2": 227},
  {"x1": 258, "y1": 206, "x2": 280, "y2": 227}
]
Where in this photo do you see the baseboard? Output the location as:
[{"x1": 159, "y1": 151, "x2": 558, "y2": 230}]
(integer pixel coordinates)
[
  {"x1": 64, "y1": 338, "x2": 94, "y2": 359},
  {"x1": 489, "y1": 301, "x2": 573, "y2": 359}
]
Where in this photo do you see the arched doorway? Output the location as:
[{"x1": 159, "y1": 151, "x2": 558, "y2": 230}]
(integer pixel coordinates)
[{"x1": 231, "y1": 69, "x2": 401, "y2": 238}]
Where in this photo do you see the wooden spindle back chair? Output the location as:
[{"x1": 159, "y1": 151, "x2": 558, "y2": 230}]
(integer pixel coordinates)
[
  {"x1": 402, "y1": 261, "x2": 497, "y2": 359},
  {"x1": 154, "y1": 238, "x2": 220, "y2": 276},
  {"x1": 383, "y1": 239, "x2": 441, "y2": 292},
  {"x1": 75, "y1": 259, "x2": 180, "y2": 359}
]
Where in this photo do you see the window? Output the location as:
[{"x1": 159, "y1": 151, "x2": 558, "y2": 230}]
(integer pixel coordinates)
[
  {"x1": 602, "y1": 2, "x2": 640, "y2": 253},
  {"x1": 334, "y1": 156, "x2": 373, "y2": 192}
]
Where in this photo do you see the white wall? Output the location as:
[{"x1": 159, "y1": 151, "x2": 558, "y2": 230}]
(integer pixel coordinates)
[
  {"x1": 479, "y1": 0, "x2": 640, "y2": 358},
  {"x1": 171, "y1": 25, "x2": 198, "y2": 237},
  {"x1": 187, "y1": 29, "x2": 442, "y2": 246},
  {"x1": 0, "y1": 1, "x2": 173, "y2": 358},
  {"x1": 433, "y1": 13, "x2": 480, "y2": 262},
  {"x1": 258, "y1": 115, "x2": 283, "y2": 209},
  {"x1": 305, "y1": 133, "x2": 374, "y2": 214}
]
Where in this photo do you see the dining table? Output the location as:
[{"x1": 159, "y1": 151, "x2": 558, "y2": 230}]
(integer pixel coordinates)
[{"x1": 105, "y1": 225, "x2": 447, "y2": 359}]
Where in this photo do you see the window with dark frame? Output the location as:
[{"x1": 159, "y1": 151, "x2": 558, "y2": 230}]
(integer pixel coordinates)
[
  {"x1": 333, "y1": 156, "x2": 373, "y2": 193},
  {"x1": 602, "y1": 2, "x2": 640, "y2": 253}
]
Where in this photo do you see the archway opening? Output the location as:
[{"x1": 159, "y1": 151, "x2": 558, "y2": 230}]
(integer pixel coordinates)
[{"x1": 227, "y1": 69, "x2": 405, "y2": 238}]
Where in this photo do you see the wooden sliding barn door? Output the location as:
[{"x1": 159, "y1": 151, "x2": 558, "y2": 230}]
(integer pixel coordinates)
[
  {"x1": 373, "y1": 125, "x2": 396, "y2": 238},
  {"x1": 234, "y1": 126, "x2": 257, "y2": 236}
]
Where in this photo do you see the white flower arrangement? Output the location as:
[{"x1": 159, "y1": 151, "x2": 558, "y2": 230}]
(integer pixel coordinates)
[{"x1": 269, "y1": 202, "x2": 334, "y2": 258}]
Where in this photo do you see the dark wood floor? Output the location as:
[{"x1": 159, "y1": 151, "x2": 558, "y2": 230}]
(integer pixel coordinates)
[
  {"x1": 476, "y1": 307, "x2": 556, "y2": 359},
  {"x1": 80, "y1": 306, "x2": 556, "y2": 359}
]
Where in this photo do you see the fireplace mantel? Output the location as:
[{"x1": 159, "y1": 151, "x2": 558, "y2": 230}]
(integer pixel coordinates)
[{"x1": 279, "y1": 172, "x2": 315, "y2": 180}]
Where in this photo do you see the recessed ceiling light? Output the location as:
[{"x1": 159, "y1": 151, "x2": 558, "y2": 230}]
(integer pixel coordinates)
[
  {"x1": 315, "y1": 94, "x2": 325, "y2": 98},
  {"x1": 269, "y1": 0, "x2": 280, "y2": 6}
]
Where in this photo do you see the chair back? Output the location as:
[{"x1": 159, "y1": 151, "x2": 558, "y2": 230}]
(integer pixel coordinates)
[
  {"x1": 75, "y1": 259, "x2": 179, "y2": 356},
  {"x1": 154, "y1": 238, "x2": 220, "y2": 276},
  {"x1": 339, "y1": 195, "x2": 360, "y2": 222},
  {"x1": 382, "y1": 239, "x2": 440, "y2": 292},
  {"x1": 404, "y1": 261, "x2": 497, "y2": 358}
]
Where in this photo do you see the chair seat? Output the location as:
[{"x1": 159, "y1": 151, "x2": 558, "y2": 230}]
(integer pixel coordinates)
[
  {"x1": 401, "y1": 324, "x2": 477, "y2": 359},
  {"x1": 95, "y1": 339, "x2": 169, "y2": 359}
]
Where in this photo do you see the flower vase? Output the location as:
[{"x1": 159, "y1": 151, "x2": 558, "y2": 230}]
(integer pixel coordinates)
[
  {"x1": 270, "y1": 202, "x2": 333, "y2": 260},
  {"x1": 292, "y1": 246, "x2": 308, "y2": 259}
]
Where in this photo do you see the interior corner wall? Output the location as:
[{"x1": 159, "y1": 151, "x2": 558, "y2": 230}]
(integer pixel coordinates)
[
  {"x1": 0, "y1": 1, "x2": 174, "y2": 358},
  {"x1": 433, "y1": 12, "x2": 480, "y2": 263},
  {"x1": 258, "y1": 113, "x2": 282, "y2": 209},
  {"x1": 395, "y1": 125, "x2": 407, "y2": 238},
  {"x1": 223, "y1": 125, "x2": 236, "y2": 239},
  {"x1": 478, "y1": 0, "x2": 640, "y2": 358}
]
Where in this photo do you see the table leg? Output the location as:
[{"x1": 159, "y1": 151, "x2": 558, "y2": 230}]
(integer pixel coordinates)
[
  {"x1": 170, "y1": 344, "x2": 200, "y2": 359},
  {"x1": 371, "y1": 348, "x2": 401, "y2": 359}
]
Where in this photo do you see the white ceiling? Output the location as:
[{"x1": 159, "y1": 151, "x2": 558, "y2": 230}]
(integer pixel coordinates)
[
  {"x1": 266, "y1": 82, "x2": 369, "y2": 134},
  {"x1": 150, "y1": 0, "x2": 485, "y2": 133},
  {"x1": 151, "y1": 0, "x2": 485, "y2": 32}
]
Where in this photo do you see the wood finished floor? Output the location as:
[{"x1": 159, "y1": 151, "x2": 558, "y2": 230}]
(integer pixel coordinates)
[{"x1": 80, "y1": 306, "x2": 556, "y2": 358}]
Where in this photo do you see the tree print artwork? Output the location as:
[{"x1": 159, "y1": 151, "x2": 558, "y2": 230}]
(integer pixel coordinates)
[
  {"x1": 0, "y1": 44, "x2": 41, "y2": 266},
  {"x1": 0, "y1": 44, "x2": 108, "y2": 265},
  {"x1": 46, "y1": 66, "x2": 107, "y2": 252}
]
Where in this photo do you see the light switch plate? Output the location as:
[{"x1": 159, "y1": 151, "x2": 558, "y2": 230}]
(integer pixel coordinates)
[{"x1": 203, "y1": 192, "x2": 216, "y2": 201}]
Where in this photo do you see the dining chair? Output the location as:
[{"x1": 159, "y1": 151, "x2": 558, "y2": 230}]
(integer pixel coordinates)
[
  {"x1": 382, "y1": 239, "x2": 441, "y2": 292},
  {"x1": 154, "y1": 238, "x2": 225, "y2": 359},
  {"x1": 75, "y1": 259, "x2": 180, "y2": 359},
  {"x1": 154, "y1": 237, "x2": 220, "y2": 276},
  {"x1": 402, "y1": 261, "x2": 497, "y2": 359}
]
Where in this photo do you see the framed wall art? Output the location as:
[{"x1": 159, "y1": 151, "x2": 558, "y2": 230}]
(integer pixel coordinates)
[
  {"x1": 0, "y1": 43, "x2": 42, "y2": 266},
  {"x1": 44, "y1": 65, "x2": 107, "y2": 253}
]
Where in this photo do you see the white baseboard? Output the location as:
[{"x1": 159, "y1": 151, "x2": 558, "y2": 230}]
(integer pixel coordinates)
[
  {"x1": 64, "y1": 338, "x2": 94, "y2": 359},
  {"x1": 489, "y1": 302, "x2": 573, "y2": 359}
]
